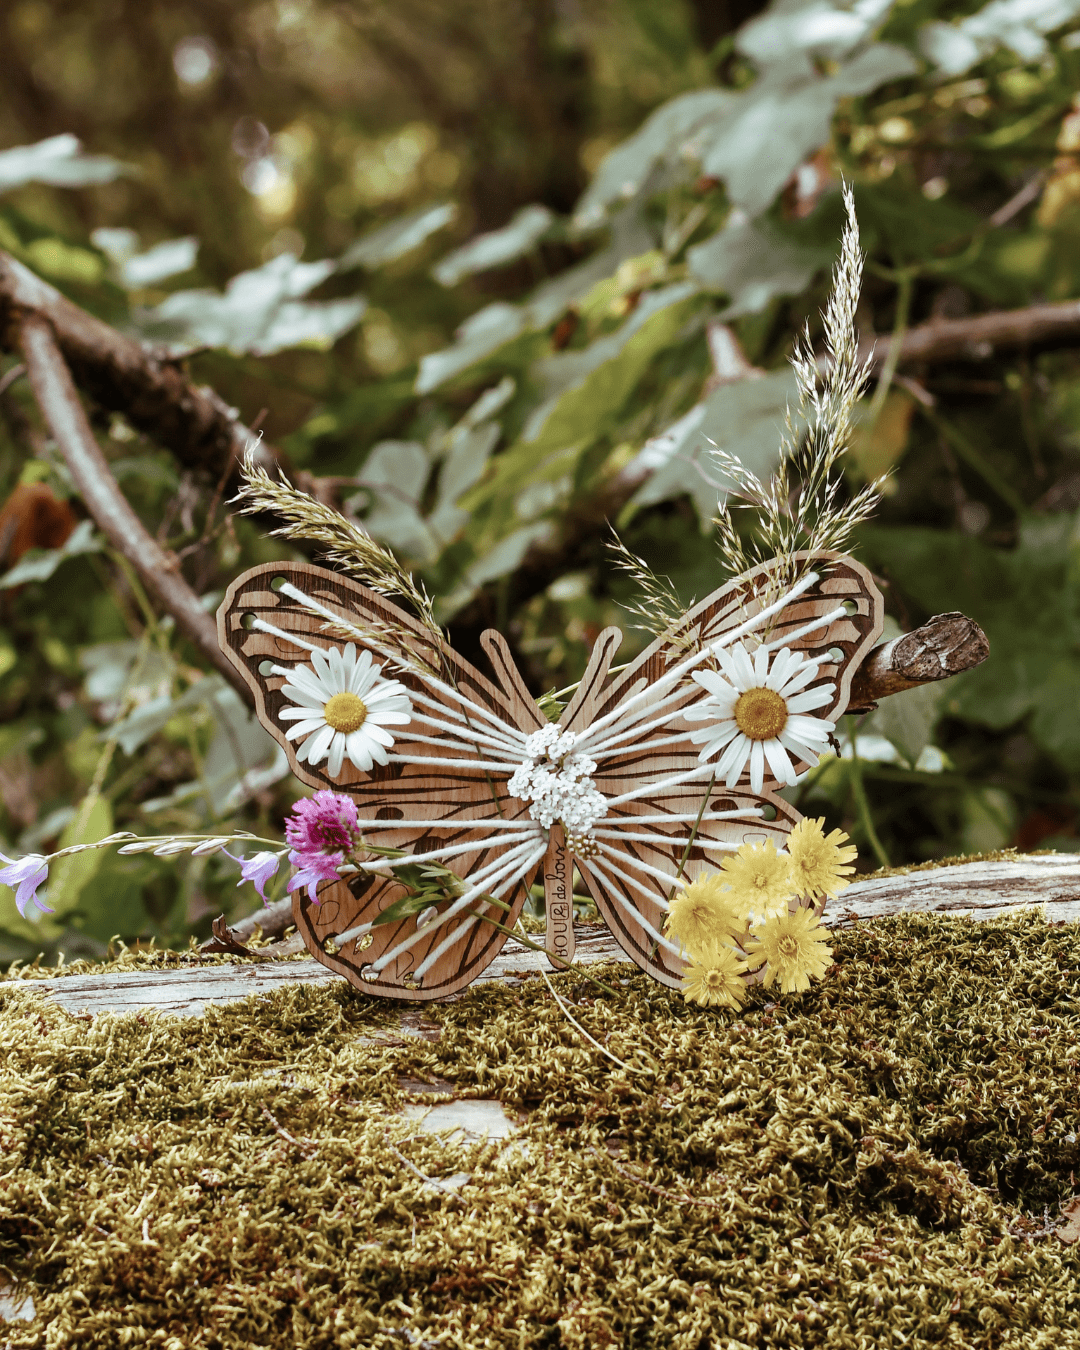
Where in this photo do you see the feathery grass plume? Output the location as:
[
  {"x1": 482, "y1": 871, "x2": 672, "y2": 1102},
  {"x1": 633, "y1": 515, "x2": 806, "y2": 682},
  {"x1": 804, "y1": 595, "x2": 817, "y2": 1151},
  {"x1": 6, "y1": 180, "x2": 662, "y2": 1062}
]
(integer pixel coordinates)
[
  {"x1": 231, "y1": 449, "x2": 442, "y2": 639},
  {"x1": 607, "y1": 529, "x2": 695, "y2": 642},
  {"x1": 712, "y1": 184, "x2": 885, "y2": 604}
]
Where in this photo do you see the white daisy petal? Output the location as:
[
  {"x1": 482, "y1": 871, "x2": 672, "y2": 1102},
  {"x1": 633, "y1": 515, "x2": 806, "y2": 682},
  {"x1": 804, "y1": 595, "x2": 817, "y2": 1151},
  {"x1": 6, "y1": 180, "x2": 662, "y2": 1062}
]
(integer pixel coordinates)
[
  {"x1": 718, "y1": 733, "x2": 750, "y2": 785},
  {"x1": 778, "y1": 730, "x2": 818, "y2": 761},
  {"x1": 753, "y1": 643, "x2": 770, "y2": 683},
  {"x1": 364, "y1": 723, "x2": 396, "y2": 747},
  {"x1": 286, "y1": 722, "x2": 323, "y2": 742},
  {"x1": 353, "y1": 656, "x2": 379, "y2": 697},
  {"x1": 365, "y1": 681, "x2": 406, "y2": 706},
  {"x1": 787, "y1": 714, "x2": 835, "y2": 743},
  {"x1": 777, "y1": 661, "x2": 822, "y2": 697},
  {"x1": 763, "y1": 736, "x2": 796, "y2": 785},
  {"x1": 749, "y1": 740, "x2": 765, "y2": 794},
  {"x1": 283, "y1": 718, "x2": 328, "y2": 739},
  {"x1": 281, "y1": 673, "x2": 328, "y2": 705},
  {"x1": 327, "y1": 645, "x2": 349, "y2": 694},
  {"x1": 731, "y1": 645, "x2": 756, "y2": 689},
  {"x1": 765, "y1": 647, "x2": 799, "y2": 691},
  {"x1": 786, "y1": 686, "x2": 834, "y2": 714},
  {"x1": 326, "y1": 731, "x2": 346, "y2": 779},
  {"x1": 279, "y1": 706, "x2": 328, "y2": 722},
  {"x1": 345, "y1": 732, "x2": 374, "y2": 772},
  {"x1": 302, "y1": 723, "x2": 337, "y2": 765},
  {"x1": 692, "y1": 669, "x2": 735, "y2": 700},
  {"x1": 365, "y1": 710, "x2": 412, "y2": 729}
]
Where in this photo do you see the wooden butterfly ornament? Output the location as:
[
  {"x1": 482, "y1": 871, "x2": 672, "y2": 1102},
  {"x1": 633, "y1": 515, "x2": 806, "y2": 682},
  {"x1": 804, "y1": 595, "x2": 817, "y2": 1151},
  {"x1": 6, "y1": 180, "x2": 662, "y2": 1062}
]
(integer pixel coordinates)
[{"x1": 217, "y1": 552, "x2": 883, "y2": 1000}]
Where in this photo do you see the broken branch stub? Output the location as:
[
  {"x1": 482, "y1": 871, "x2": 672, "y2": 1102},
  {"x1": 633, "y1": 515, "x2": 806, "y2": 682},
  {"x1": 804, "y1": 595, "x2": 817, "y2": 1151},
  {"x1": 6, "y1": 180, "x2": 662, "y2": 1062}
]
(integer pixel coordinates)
[{"x1": 848, "y1": 611, "x2": 989, "y2": 711}]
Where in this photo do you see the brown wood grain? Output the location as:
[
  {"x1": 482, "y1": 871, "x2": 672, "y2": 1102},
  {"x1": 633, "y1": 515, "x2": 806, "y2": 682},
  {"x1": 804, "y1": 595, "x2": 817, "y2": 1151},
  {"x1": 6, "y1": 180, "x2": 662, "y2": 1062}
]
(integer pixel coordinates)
[{"x1": 215, "y1": 554, "x2": 883, "y2": 1000}]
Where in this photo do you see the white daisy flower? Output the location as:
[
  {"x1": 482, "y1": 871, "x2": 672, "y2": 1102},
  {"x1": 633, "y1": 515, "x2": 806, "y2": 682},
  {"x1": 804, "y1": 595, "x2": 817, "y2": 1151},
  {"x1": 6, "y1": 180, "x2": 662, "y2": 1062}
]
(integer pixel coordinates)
[
  {"x1": 275, "y1": 644, "x2": 412, "y2": 778},
  {"x1": 683, "y1": 643, "x2": 835, "y2": 793}
]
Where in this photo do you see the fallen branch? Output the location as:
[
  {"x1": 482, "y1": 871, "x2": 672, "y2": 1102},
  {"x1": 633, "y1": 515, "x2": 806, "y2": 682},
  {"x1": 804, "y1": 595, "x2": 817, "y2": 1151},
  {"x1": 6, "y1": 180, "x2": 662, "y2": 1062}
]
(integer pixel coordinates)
[
  {"x1": 17, "y1": 312, "x2": 253, "y2": 703},
  {"x1": 869, "y1": 297, "x2": 1080, "y2": 374},
  {"x1": 4, "y1": 854, "x2": 1076, "y2": 1017},
  {"x1": 849, "y1": 611, "x2": 990, "y2": 711},
  {"x1": 0, "y1": 250, "x2": 274, "y2": 478}
]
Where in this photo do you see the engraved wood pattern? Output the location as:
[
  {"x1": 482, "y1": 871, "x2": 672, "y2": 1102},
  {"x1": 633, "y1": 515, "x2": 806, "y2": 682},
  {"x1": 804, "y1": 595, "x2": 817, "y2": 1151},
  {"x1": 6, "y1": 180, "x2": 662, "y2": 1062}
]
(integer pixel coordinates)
[
  {"x1": 217, "y1": 552, "x2": 883, "y2": 1000},
  {"x1": 556, "y1": 552, "x2": 883, "y2": 989},
  {"x1": 218, "y1": 563, "x2": 542, "y2": 1001}
]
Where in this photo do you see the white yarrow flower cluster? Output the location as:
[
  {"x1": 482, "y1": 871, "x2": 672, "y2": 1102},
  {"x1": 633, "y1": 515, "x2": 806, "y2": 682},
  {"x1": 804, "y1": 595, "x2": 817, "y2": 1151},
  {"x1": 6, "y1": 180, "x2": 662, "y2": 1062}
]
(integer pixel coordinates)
[{"x1": 508, "y1": 725, "x2": 607, "y2": 834}]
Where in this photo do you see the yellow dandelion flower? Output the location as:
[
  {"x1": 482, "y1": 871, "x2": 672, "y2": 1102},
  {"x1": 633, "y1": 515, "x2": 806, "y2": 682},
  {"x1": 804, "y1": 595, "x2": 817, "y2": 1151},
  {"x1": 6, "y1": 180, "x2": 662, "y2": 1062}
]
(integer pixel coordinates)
[
  {"x1": 720, "y1": 839, "x2": 793, "y2": 919},
  {"x1": 681, "y1": 944, "x2": 748, "y2": 1008},
  {"x1": 747, "y1": 904, "x2": 834, "y2": 994},
  {"x1": 787, "y1": 817, "x2": 857, "y2": 898},
  {"x1": 666, "y1": 873, "x2": 745, "y2": 956}
]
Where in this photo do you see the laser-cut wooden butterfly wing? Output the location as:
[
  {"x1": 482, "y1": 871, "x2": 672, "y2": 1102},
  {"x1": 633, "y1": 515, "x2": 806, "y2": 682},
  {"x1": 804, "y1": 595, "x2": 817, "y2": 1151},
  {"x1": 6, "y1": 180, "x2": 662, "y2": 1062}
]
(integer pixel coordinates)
[
  {"x1": 219, "y1": 562, "x2": 549, "y2": 1001},
  {"x1": 555, "y1": 552, "x2": 884, "y2": 989}
]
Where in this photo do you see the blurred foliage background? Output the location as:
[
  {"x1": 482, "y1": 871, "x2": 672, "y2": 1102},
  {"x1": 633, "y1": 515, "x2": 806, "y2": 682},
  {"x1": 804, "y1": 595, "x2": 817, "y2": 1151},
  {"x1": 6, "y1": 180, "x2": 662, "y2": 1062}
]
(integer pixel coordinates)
[{"x1": 3, "y1": 0, "x2": 1080, "y2": 964}]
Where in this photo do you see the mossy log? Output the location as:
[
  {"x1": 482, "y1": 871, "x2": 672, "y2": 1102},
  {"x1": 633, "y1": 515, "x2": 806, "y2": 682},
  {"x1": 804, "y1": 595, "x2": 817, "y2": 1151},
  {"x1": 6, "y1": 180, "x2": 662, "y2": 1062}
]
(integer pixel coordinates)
[{"x1": 2, "y1": 853, "x2": 1077, "y2": 1019}]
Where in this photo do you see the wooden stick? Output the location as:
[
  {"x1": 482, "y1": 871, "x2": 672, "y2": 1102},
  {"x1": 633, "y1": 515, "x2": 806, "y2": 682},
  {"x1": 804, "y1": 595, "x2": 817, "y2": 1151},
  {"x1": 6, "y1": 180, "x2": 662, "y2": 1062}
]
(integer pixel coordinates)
[
  {"x1": 848, "y1": 611, "x2": 989, "y2": 711},
  {"x1": 868, "y1": 298, "x2": 1080, "y2": 374},
  {"x1": 16, "y1": 312, "x2": 253, "y2": 702},
  {"x1": 5, "y1": 854, "x2": 1076, "y2": 1018}
]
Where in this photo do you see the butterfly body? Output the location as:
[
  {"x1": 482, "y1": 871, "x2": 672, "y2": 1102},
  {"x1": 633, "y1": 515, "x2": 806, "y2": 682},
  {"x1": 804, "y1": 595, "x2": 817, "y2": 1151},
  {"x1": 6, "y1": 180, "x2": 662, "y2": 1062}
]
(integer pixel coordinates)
[{"x1": 218, "y1": 553, "x2": 882, "y2": 1000}]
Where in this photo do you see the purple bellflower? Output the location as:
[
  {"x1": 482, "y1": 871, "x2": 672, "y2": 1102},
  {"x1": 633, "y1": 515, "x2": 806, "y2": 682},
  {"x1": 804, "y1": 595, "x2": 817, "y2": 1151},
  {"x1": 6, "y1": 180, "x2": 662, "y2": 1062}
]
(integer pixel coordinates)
[
  {"x1": 224, "y1": 849, "x2": 283, "y2": 903},
  {"x1": 286, "y1": 848, "x2": 344, "y2": 905},
  {"x1": 0, "y1": 852, "x2": 52, "y2": 918}
]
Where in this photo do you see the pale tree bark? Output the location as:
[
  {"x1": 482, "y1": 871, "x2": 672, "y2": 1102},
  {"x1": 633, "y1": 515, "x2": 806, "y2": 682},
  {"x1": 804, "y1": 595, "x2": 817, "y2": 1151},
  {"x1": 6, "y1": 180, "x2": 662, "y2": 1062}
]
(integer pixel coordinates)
[{"x1": 4, "y1": 854, "x2": 1075, "y2": 1018}]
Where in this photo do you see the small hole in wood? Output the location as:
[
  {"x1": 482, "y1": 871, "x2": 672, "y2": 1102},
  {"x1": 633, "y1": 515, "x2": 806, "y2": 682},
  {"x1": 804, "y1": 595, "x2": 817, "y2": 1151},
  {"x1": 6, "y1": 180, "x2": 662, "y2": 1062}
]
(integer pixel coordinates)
[
  {"x1": 359, "y1": 932, "x2": 373, "y2": 950},
  {"x1": 270, "y1": 576, "x2": 287, "y2": 592},
  {"x1": 258, "y1": 660, "x2": 274, "y2": 676},
  {"x1": 842, "y1": 599, "x2": 859, "y2": 616},
  {"x1": 760, "y1": 804, "x2": 778, "y2": 821},
  {"x1": 240, "y1": 613, "x2": 257, "y2": 631},
  {"x1": 828, "y1": 646, "x2": 845, "y2": 662},
  {"x1": 360, "y1": 966, "x2": 380, "y2": 982}
]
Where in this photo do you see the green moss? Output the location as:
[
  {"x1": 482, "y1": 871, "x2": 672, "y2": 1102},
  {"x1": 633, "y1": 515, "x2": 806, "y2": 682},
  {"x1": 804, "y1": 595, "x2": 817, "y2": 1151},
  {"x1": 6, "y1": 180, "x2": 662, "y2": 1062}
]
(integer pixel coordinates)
[{"x1": 1, "y1": 910, "x2": 1078, "y2": 1348}]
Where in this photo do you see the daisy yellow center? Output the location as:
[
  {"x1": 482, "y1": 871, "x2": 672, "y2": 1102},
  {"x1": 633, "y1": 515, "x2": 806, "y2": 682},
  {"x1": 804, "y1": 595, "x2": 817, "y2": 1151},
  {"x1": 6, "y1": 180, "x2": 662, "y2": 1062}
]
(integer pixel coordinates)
[
  {"x1": 322, "y1": 691, "x2": 369, "y2": 734},
  {"x1": 733, "y1": 687, "x2": 787, "y2": 741},
  {"x1": 703, "y1": 968, "x2": 726, "y2": 991},
  {"x1": 777, "y1": 934, "x2": 800, "y2": 959}
]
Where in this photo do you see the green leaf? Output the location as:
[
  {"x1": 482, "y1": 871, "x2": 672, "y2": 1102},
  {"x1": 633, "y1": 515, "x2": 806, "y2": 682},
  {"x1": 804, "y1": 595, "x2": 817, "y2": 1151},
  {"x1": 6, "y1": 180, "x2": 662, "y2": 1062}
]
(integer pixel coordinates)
[
  {"x1": 0, "y1": 520, "x2": 102, "y2": 589},
  {"x1": 0, "y1": 135, "x2": 129, "y2": 192},
  {"x1": 339, "y1": 202, "x2": 456, "y2": 270},
  {"x1": 859, "y1": 517, "x2": 1080, "y2": 768},
  {"x1": 135, "y1": 254, "x2": 366, "y2": 356},
  {"x1": 433, "y1": 204, "x2": 555, "y2": 286},
  {"x1": 688, "y1": 215, "x2": 832, "y2": 317},
  {"x1": 630, "y1": 367, "x2": 799, "y2": 524}
]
